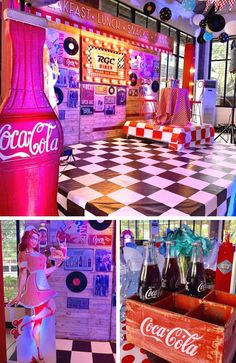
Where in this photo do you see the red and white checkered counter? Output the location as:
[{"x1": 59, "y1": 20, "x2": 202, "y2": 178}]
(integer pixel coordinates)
[{"x1": 123, "y1": 121, "x2": 215, "y2": 151}]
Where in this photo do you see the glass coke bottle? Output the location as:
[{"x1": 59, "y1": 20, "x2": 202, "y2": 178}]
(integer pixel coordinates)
[
  {"x1": 162, "y1": 241, "x2": 181, "y2": 291},
  {"x1": 186, "y1": 241, "x2": 207, "y2": 298},
  {"x1": 138, "y1": 241, "x2": 162, "y2": 303}
]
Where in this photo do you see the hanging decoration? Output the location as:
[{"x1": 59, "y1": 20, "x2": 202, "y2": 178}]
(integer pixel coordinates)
[
  {"x1": 197, "y1": 33, "x2": 206, "y2": 44},
  {"x1": 143, "y1": 2, "x2": 156, "y2": 16},
  {"x1": 199, "y1": 19, "x2": 207, "y2": 28},
  {"x1": 207, "y1": 14, "x2": 226, "y2": 32},
  {"x1": 192, "y1": 14, "x2": 204, "y2": 26},
  {"x1": 203, "y1": 31, "x2": 213, "y2": 41},
  {"x1": 182, "y1": 0, "x2": 196, "y2": 11},
  {"x1": 205, "y1": 0, "x2": 235, "y2": 12},
  {"x1": 219, "y1": 32, "x2": 229, "y2": 43},
  {"x1": 159, "y1": 7, "x2": 172, "y2": 22}
]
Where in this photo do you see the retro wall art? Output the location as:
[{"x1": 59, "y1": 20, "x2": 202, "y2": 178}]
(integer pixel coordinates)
[{"x1": 81, "y1": 35, "x2": 129, "y2": 85}]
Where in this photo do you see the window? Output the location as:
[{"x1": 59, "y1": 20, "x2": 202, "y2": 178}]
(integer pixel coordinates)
[
  {"x1": 120, "y1": 221, "x2": 210, "y2": 243},
  {"x1": 223, "y1": 220, "x2": 236, "y2": 240},
  {"x1": 209, "y1": 37, "x2": 236, "y2": 107},
  {"x1": 120, "y1": 221, "x2": 150, "y2": 241},
  {"x1": 118, "y1": 3, "x2": 132, "y2": 21},
  {"x1": 100, "y1": 0, "x2": 194, "y2": 88},
  {"x1": 1, "y1": 220, "x2": 24, "y2": 303},
  {"x1": 101, "y1": 0, "x2": 117, "y2": 16},
  {"x1": 135, "y1": 11, "x2": 147, "y2": 28}
]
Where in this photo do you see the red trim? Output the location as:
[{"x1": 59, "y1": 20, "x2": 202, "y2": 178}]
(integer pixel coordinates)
[
  {"x1": 29, "y1": 7, "x2": 172, "y2": 53},
  {"x1": 0, "y1": 223, "x2": 7, "y2": 363}
]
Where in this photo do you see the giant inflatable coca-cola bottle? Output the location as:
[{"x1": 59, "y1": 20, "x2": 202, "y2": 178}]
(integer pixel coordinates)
[{"x1": 0, "y1": 16, "x2": 63, "y2": 216}]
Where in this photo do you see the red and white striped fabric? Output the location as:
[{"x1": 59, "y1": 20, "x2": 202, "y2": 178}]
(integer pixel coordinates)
[{"x1": 123, "y1": 120, "x2": 215, "y2": 151}]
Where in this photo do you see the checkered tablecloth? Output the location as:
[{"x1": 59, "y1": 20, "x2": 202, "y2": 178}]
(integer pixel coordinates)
[
  {"x1": 123, "y1": 121, "x2": 214, "y2": 151},
  {"x1": 57, "y1": 138, "x2": 236, "y2": 217},
  {"x1": 156, "y1": 88, "x2": 191, "y2": 126}
]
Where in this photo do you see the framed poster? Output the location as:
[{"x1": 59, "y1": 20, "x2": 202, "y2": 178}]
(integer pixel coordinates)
[
  {"x1": 52, "y1": 220, "x2": 88, "y2": 246},
  {"x1": 95, "y1": 85, "x2": 108, "y2": 95},
  {"x1": 67, "y1": 297, "x2": 89, "y2": 309},
  {"x1": 94, "y1": 96, "x2": 104, "y2": 112},
  {"x1": 94, "y1": 275, "x2": 109, "y2": 297},
  {"x1": 81, "y1": 106, "x2": 94, "y2": 115},
  {"x1": 88, "y1": 234, "x2": 112, "y2": 246},
  {"x1": 56, "y1": 68, "x2": 68, "y2": 87},
  {"x1": 95, "y1": 249, "x2": 112, "y2": 272},
  {"x1": 104, "y1": 96, "x2": 115, "y2": 104},
  {"x1": 104, "y1": 104, "x2": 115, "y2": 115},
  {"x1": 81, "y1": 84, "x2": 94, "y2": 105},
  {"x1": 64, "y1": 248, "x2": 93, "y2": 271},
  {"x1": 68, "y1": 70, "x2": 80, "y2": 88},
  {"x1": 68, "y1": 90, "x2": 79, "y2": 108},
  {"x1": 117, "y1": 87, "x2": 127, "y2": 106}
]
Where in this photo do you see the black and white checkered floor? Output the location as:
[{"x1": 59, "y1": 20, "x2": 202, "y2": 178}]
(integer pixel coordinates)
[
  {"x1": 58, "y1": 137, "x2": 236, "y2": 217},
  {"x1": 8, "y1": 339, "x2": 116, "y2": 363}
]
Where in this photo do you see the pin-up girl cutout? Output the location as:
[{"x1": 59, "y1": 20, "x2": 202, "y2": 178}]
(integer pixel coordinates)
[{"x1": 7, "y1": 228, "x2": 66, "y2": 362}]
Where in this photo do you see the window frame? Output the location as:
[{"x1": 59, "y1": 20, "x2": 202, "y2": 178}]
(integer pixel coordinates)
[
  {"x1": 209, "y1": 36, "x2": 236, "y2": 108},
  {"x1": 101, "y1": 0, "x2": 194, "y2": 87}
]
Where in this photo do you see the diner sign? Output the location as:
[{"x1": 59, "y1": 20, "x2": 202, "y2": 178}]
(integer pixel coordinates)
[
  {"x1": 82, "y1": 41, "x2": 126, "y2": 83},
  {"x1": 29, "y1": 0, "x2": 173, "y2": 51}
]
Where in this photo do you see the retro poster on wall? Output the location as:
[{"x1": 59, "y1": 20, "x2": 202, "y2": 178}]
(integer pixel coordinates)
[
  {"x1": 51, "y1": 221, "x2": 88, "y2": 246},
  {"x1": 95, "y1": 250, "x2": 112, "y2": 272},
  {"x1": 82, "y1": 36, "x2": 127, "y2": 84},
  {"x1": 81, "y1": 84, "x2": 94, "y2": 105},
  {"x1": 64, "y1": 248, "x2": 93, "y2": 271}
]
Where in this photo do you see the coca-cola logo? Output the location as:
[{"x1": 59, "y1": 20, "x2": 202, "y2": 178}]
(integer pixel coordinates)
[
  {"x1": 140, "y1": 317, "x2": 202, "y2": 357},
  {"x1": 0, "y1": 123, "x2": 59, "y2": 160},
  {"x1": 144, "y1": 287, "x2": 161, "y2": 300},
  {"x1": 197, "y1": 282, "x2": 206, "y2": 293},
  {"x1": 88, "y1": 235, "x2": 112, "y2": 246}
]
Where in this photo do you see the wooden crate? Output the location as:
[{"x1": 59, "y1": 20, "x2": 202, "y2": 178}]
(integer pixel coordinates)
[{"x1": 126, "y1": 291, "x2": 236, "y2": 363}]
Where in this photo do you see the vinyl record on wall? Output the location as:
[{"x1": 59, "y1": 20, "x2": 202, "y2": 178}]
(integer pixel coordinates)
[
  {"x1": 151, "y1": 80, "x2": 160, "y2": 93},
  {"x1": 89, "y1": 220, "x2": 112, "y2": 231},
  {"x1": 108, "y1": 86, "x2": 115, "y2": 95},
  {"x1": 54, "y1": 87, "x2": 64, "y2": 105},
  {"x1": 66, "y1": 272, "x2": 88, "y2": 293},
  {"x1": 129, "y1": 72, "x2": 138, "y2": 87},
  {"x1": 143, "y1": 2, "x2": 156, "y2": 16},
  {"x1": 63, "y1": 37, "x2": 79, "y2": 56}
]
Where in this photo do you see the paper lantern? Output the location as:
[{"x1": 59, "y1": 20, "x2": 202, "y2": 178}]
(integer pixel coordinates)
[
  {"x1": 207, "y1": 14, "x2": 226, "y2": 32},
  {"x1": 159, "y1": 7, "x2": 172, "y2": 22},
  {"x1": 192, "y1": 14, "x2": 204, "y2": 26},
  {"x1": 219, "y1": 32, "x2": 229, "y2": 43},
  {"x1": 203, "y1": 32, "x2": 213, "y2": 42}
]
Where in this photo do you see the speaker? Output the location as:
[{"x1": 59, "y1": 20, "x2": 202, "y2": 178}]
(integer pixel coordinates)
[{"x1": 229, "y1": 40, "x2": 236, "y2": 74}]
